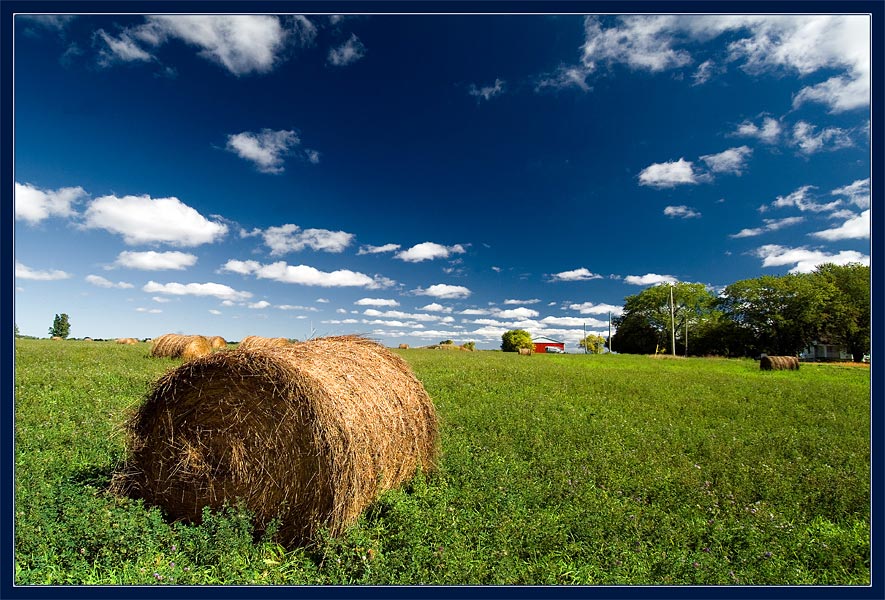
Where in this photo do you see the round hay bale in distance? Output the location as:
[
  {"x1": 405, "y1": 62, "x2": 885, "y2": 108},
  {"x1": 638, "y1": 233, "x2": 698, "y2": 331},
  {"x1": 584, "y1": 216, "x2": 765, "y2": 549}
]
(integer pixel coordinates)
[
  {"x1": 150, "y1": 334, "x2": 212, "y2": 360},
  {"x1": 237, "y1": 335, "x2": 291, "y2": 351},
  {"x1": 760, "y1": 355, "x2": 800, "y2": 371},
  {"x1": 114, "y1": 335, "x2": 439, "y2": 546},
  {"x1": 207, "y1": 335, "x2": 228, "y2": 350}
]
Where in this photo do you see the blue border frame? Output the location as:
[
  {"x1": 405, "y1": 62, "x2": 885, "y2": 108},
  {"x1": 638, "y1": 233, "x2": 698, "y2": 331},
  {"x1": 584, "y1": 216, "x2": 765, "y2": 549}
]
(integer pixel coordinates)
[{"x1": 2, "y1": 1, "x2": 881, "y2": 598}]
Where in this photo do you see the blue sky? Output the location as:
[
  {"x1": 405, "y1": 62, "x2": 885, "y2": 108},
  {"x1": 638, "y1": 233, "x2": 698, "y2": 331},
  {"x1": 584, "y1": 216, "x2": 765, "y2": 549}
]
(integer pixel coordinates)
[{"x1": 12, "y1": 10, "x2": 872, "y2": 349}]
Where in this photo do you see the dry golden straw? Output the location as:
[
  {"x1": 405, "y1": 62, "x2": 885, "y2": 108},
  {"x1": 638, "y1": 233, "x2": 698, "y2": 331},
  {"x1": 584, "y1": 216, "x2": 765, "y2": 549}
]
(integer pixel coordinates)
[
  {"x1": 116, "y1": 338, "x2": 138, "y2": 345},
  {"x1": 207, "y1": 336, "x2": 228, "y2": 350},
  {"x1": 518, "y1": 347, "x2": 532, "y2": 355},
  {"x1": 150, "y1": 334, "x2": 212, "y2": 361},
  {"x1": 237, "y1": 335, "x2": 291, "y2": 350},
  {"x1": 113, "y1": 335, "x2": 439, "y2": 547},
  {"x1": 759, "y1": 355, "x2": 800, "y2": 371}
]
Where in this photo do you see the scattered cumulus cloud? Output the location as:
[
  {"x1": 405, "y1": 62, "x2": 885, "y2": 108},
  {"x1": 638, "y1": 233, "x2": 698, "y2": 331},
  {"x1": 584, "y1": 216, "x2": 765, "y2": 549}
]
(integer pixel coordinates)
[
  {"x1": 355, "y1": 298, "x2": 400, "y2": 307},
  {"x1": 699, "y1": 146, "x2": 752, "y2": 175},
  {"x1": 395, "y1": 242, "x2": 466, "y2": 262},
  {"x1": 143, "y1": 280, "x2": 253, "y2": 301},
  {"x1": 414, "y1": 284, "x2": 472, "y2": 299},
  {"x1": 753, "y1": 244, "x2": 869, "y2": 273},
  {"x1": 664, "y1": 205, "x2": 701, "y2": 219},
  {"x1": 810, "y1": 210, "x2": 869, "y2": 241},
  {"x1": 358, "y1": 243, "x2": 400, "y2": 255},
  {"x1": 421, "y1": 303, "x2": 452, "y2": 313},
  {"x1": 15, "y1": 261, "x2": 71, "y2": 281},
  {"x1": 638, "y1": 158, "x2": 699, "y2": 188},
  {"x1": 623, "y1": 273, "x2": 678, "y2": 286},
  {"x1": 258, "y1": 224, "x2": 354, "y2": 255},
  {"x1": 85, "y1": 275, "x2": 133, "y2": 288},
  {"x1": 549, "y1": 268, "x2": 602, "y2": 282},
  {"x1": 469, "y1": 78, "x2": 506, "y2": 101},
  {"x1": 221, "y1": 259, "x2": 392, "y2": 289},
  {"x1": 770, "y1": 185, "x2": 841, "y2": 213},
  {"x1": 831, "y1": 178, "x2": 870, "y2": 209},
  {"x1": 113, "y1": 250, "x2": 197, "y2": 270},
  {"x1": 15, "y1": 182, "x2": 86, "y2": 223},
  {"x1": 496, "y1": 307, "x2": 539, "y2": 319},
  {"x1": 535, "y1": 64, "x2": 592, "y2": 92},
  {"x1": 209, "y1": 309, "x2": 222, "y2": 315},
  {"x1": 730, "y1": 216, "x2": 805, "y2": 238},
  {"x1": 791, "y1": 121, "x2": 854, "y2": 154},
  {"x1": 248, "y1": 300, "x2": 271, "y2": 309},
  {"x1": 82, "y1": 194, "x2": 228, "y2": 246},
  {"x1": 568, "y1": 302, "x2": 624, "y2": 316},
  {"x1": 136, "y1": 307, "x2": 163, "y2": 314},
  {"x1": 226, "y1": 129, "x2": 317, "y2": 174},
  {"x1": 734, "y1": 116, "x2": 782, "y2": 144},
  {"x1": 504, "y1": 298, "x2": 541, "y2": 305},
  {"x1": 327, "y1": 33, "x2": 366, "y2": 66}
]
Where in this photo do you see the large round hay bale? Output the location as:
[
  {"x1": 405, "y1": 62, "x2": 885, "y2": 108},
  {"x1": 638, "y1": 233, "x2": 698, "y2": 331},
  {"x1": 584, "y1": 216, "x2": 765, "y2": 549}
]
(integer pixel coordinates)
[
  {"x1": 238, "y1": 335, "x2": 290, "y2": 350},
  {"x1": 114, "y1": 335, "x2": 439, "y2": 546},
  {"x1": 760, "y1": 355, "x2": 800, "y2": 371},
  {"x1": 207, "y1": 335, "x2": 228, "y2": 350},
  {"x1": 150, "y1": 334, "x2": 212, "y2": 360}
]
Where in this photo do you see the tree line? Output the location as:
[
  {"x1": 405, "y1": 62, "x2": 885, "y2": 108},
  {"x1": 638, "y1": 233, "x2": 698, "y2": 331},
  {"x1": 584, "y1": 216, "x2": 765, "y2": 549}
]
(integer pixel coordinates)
[{"x1": 610, "y1": 263, "x2": 870, "y2": 361}]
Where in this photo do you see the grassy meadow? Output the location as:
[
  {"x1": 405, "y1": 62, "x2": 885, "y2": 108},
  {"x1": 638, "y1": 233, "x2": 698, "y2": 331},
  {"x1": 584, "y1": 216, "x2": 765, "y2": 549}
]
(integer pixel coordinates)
[{"x1": 13, "y1": 338, "x2": 870, "y2": 586}]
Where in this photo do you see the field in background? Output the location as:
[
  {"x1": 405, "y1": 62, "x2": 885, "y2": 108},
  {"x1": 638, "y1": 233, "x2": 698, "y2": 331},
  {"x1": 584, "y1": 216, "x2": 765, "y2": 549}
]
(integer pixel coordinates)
[{"x1": 13, "y1": 339, "x2": 870, "y2": 585}]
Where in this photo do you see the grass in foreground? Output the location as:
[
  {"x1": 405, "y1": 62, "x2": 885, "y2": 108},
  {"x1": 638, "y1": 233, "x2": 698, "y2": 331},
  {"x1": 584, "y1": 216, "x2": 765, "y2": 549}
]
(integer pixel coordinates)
[{"x1": 13, "y1": 339, "x2": 870, "y2": 585}]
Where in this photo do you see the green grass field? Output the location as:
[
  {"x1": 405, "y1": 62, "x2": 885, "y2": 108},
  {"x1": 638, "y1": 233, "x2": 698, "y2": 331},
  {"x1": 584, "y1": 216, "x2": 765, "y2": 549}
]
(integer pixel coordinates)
[{"x1": 13, "y1": 339, "x2": 870, "y2": 585}]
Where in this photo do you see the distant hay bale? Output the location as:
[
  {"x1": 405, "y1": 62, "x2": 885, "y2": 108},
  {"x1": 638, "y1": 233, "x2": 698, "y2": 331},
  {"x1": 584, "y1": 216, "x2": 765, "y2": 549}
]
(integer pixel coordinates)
[
  {"x1": 113, "y1": 335, "x2": 439, "y2": 547},
  {"x1": 84, "y1": 338, "x2": 94, "y2": 342},
  {"x1": 518, "y1": 347, "x2": 532, "y2": 355},
  {"x1": 398, "y1": 343, "x2": 410, "y2": 350},
  {"x1": 760, "y1": 355, "x2": 800, "y2": 371},
  {"x1": 51, "y1": 336, "x2": 62, "y2": 341},
  {"x1": 116, "y1": 337, "x2": 138, "y2": 345},
  {"x1": 207, "y1": 336, "x2": 228, "y2": 350},
  {"x1": 238, "y1": 335, "x2": 291, "y2": 351},
  {"x1": 150, "y1": 334, "x2": 212, "y2": 361}
]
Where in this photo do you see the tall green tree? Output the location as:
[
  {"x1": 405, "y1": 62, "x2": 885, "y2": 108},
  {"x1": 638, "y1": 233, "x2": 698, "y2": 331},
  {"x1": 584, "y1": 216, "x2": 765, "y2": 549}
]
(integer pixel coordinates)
[
  {"x1": 718, "y1": 273, "x2": 837, "y2": 357},
  {"x1": 578, "y1": 334, "x2": 606, "y2": 354},
  {"x1": 611, "y1": 282, "x2": 719, "y2": 355},
  {"x1": 501, "y1": 329, "x2": 533, "y2": 352},
  {"x1": 48, "y1": 313, "x2": 71, "y2": 339},
  {"x1": 812, "y1": 263, "x2": 870, "y2": 362}
]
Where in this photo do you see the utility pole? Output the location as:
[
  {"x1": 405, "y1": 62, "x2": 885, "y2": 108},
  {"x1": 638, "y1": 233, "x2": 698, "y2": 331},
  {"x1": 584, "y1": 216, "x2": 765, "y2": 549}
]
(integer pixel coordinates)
[{"x1": 669, "y1": 284, "x2": 676, "y2": 357}]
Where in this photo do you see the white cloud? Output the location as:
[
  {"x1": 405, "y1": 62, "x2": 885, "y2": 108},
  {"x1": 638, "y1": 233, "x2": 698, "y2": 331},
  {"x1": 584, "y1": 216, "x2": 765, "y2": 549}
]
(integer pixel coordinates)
[
  {"x1": 96, "y1": 29, "x2": 154, "y2": 65},
  {"x1": 535, "y1": 65, "x2": 592, "y2": 92},
  {"x1": 549, "y1": 268, "x2": 602, "y2": 282},
  {"x1": 258, "y1": 224, "x2": 354, "y2": 255},
  {"x1": 248, "y1": 300, "x2": 271, "y2": 309},
  {"x1": 136, "y1": 307, "x2": 163, "y2": 314},
  {"x1": 730, "y1": 216, "x2": 805, "y2": 238},
  {"x1": 226, "y1": 129, "x2": 304, "y2": 174},
  {"x1": 415, "y1": 284, "x2": 472, "y2": 299},
  {"x1": 568, "y1": 302, "x2": 624, "y2": 316},
  {"x1": 459, "y1": 308, "x2": 490, "y2": 315},
  {"x1": 363, "y1": 309, "x2": 440, "y2": 323},
  {"x1": 221, "y1": 259, "x2": 392, "y2": 289},
  {"x1": 209, "y1": 309, "x2": 222, "y2": 315},
  {"x1": 623, "y1": 273, "x2": 677, "y2": 286},
  {"x1": 541, "y1": 316, "x2": 608, "y2": 328},
  {"x1": 327, "y1": 33, "x2": 366, "y2": 66},
  {"x1": 691, "y1": 59, "x2": 719, "y2": 85},
  {"x1": 771, "y1": 185, "x2": 841, "y2": 213},
  {"x1": 754, "y1": 244, "x2": 869, "y2": 273},
  {"x1": 791, "y1": 121, "x2": 854, "y2": 155},
  {"x1": 83, "y1": 194, "x2": 227, "y2": 246},
  {"x1": 139, "y1": 15, "x2": 298, "y2": 76},
  {"x1": 152, "y1": 296, "x2": 170, "y2": 303},
  {"x1": 113, "y1": 250, "x2": 197, "y2": 271},
  {"x1": 638, "y1": 158, "x2": 699, "y2": 188},
  {"x1": 358, "y1": 243, "x2": 400, "y2": 255},
  {"x1": 496, "y1": 307, "x2": 539, "y2": 319},
  {"x1": 277, "y1": 304, "x2": 319, "y2": 311},
  {"x1": 85, "y1": 274, "x2": 133, "y2": 289},
  {"x1": 355, "y1": 298, "x2": 400, "y2": 307},
  {"x1": 664, "y1": 205, "x2": 701, "y2": 219},
  {"x1": 831, "y1": 178, "x2": 870, "y2": 209},
  {"x1": 420, "y1": 303, "x2": 452, "y2": 313},
  {"x1": 699, "y1": 146, "x2": 752, "y2": 175},
  {"x1": 578, "y1": 15, "x2": 869, "y2": 113},
  {"x1": 734, "y1": 116, "x2": 782, "y2": 144},
  {"x1": 810, "y1": 210, "x2": 869, "y2": 241},
  {"x1": 15, "y1": 261, "x2": 71, "y2": 281},
  {"x1": 469, "y1": 78, "x2": 505, "y2": 101},
  {"x1": 143, "y1": 280, "x2": 252, "y2": 301},
  {"x1": 15, "y1": 182, "x2": 86, "y2": 223},
  {"x1": 503, "y1": 298, "x2": 541, "y2": 305},
  {"x1": 395, "y1": 242, "x2": 466, "y2": 262}
]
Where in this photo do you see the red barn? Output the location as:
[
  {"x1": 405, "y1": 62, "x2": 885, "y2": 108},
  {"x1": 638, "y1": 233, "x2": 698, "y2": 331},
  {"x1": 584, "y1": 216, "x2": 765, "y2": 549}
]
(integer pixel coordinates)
[{"x1": 533, "y1": 336, "x2": 565, "y2": 354}]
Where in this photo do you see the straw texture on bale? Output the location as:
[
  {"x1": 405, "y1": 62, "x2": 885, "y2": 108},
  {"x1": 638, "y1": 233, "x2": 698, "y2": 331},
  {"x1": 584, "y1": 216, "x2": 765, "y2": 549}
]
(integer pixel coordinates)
[
  {"x1": 237, "y1": 335, "x2": 291, "y2": 351},
  {"x1": 398, "y1": 344, "x2": 409, "y2": 349},
  {"x1": 113, "y1": 335, "x2": 439, "y2": 547},
  {"x1": 207, "y1": 336, "x2": 228, "y2": 350},
  {"x1": 150, "y1": 334, "x2": 212, "y2": 361},
  {"x1": 518, "y1": 347, "x2": 532, "y2": 355},
  {"x1": 760, "y1": 355, "x2": 800, "y2": 371},
  {"x1": 116, "y1": 337, "x2": 138, "y2": 345}
]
